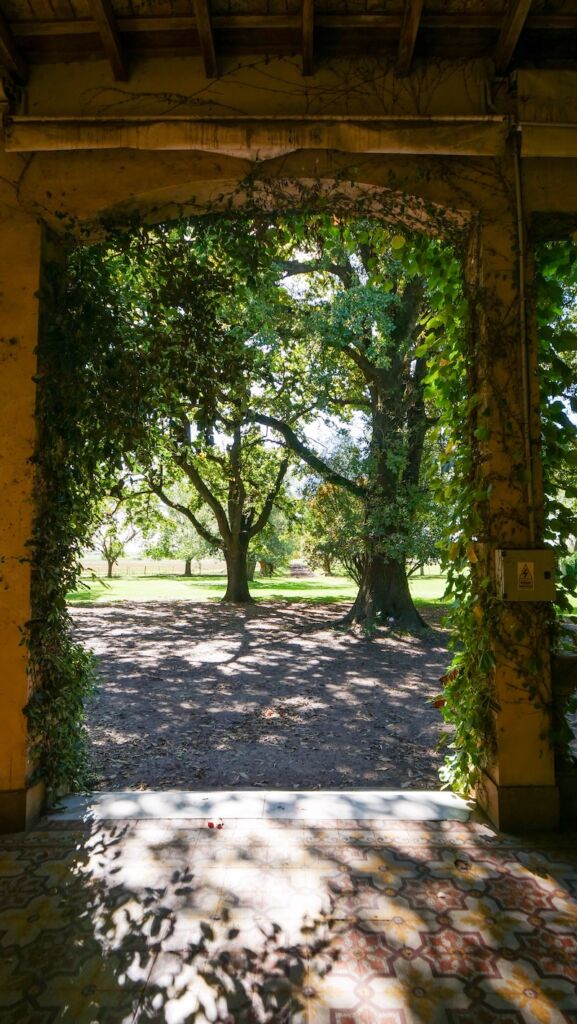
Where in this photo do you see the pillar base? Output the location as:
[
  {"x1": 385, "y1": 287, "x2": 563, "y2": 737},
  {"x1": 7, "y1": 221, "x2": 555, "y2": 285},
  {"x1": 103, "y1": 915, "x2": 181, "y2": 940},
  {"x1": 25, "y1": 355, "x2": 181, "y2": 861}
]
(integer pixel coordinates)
[
  {"x1": 476, "y1": 772, "x2": 560, "y2": 832},
  {"x1": 0, "y1": 781, "x2": 45, "y2": 834}
]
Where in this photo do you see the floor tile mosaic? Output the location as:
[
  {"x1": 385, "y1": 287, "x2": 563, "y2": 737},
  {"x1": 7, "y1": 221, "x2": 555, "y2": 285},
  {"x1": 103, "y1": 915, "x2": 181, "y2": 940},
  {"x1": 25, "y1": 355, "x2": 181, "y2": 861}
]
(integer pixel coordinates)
[{"x1": 0, "y1": 803, "x2": 576, "y2": 1022}]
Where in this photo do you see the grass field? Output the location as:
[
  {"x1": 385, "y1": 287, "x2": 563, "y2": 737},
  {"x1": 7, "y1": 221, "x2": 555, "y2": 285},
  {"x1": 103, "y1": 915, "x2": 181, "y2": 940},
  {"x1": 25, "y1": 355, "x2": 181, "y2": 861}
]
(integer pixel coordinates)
[{"x1": 67, "y1": 572, "x2": 449, "y2": 606}]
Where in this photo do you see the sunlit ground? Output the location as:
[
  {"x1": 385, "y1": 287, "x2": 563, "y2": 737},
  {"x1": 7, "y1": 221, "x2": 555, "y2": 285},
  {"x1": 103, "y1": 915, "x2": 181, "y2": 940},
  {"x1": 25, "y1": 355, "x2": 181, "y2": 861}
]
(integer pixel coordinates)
[
  {"x1": 1, "y1": 795, "x2": 576, "y2": 1023},
  {"x1": 67, "y1": 573, "x2": 449, "y2": 606}
]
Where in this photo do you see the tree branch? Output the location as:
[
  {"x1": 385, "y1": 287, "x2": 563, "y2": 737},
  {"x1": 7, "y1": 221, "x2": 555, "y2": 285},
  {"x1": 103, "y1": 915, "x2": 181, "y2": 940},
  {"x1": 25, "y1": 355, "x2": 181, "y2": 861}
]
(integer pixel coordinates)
[
  {"x1": 149, "y1": 483, "x2": 221, "y2": 547},
  {"x1": 254, "y1": 413, "x2": 366, "y2": 497},
  {"x1": 171, "y1": 453, "x2": 231, "y2": 543},
  {"x1": 228, "y1": 425, "x2": 245, "y2": 537},
  {"x1": 278, "y1": 258, "x2": 355, "y2": 290},
  {"x1": 149, "y1": 481, "x2": 222, "y2": 548},
  {"x1": 248, "y1": 457, "x2": 290, "y2": 539},
  {"x1": 202, "y1": 450, "x2": 228, "y2": 469},
  {"x1": 341, "y1": 343, "x2": 383, "y2": 384},
  {"x1": 328, "y1": 397, "x2": 371, "y2": 411}
]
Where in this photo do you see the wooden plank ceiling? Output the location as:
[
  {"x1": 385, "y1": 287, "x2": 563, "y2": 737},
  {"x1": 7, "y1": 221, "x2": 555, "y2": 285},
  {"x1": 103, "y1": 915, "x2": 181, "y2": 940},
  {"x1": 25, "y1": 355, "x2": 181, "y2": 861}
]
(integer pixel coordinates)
[{"x1": 1, "y1": 0, "x2": 576, "y2": 84}]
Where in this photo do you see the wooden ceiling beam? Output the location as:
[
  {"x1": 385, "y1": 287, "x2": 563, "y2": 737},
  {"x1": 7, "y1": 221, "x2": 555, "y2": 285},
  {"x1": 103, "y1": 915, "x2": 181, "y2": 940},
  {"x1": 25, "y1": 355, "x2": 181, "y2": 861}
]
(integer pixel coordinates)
[
  {"x1": 89, "y1": 0, "x2": 128, "y2": 80},
  {"x1": 397, "y1": 0, "x2": 423, "y2": 76},
  {"x1": 0, "y1": 8, "x2": 27, "y2": 81},
  {"x1": 192, "y1": 0, "x2": 218, "y2": 78},
  {"x1": 302, "y1": 0, "x2": 314, "y2": 76},
  {"x1": 495, "y1": 0, "x2": 533, "y2": 74},
  {"x1": 12, "y1": 11, "x2": 577, "y2": 39}
]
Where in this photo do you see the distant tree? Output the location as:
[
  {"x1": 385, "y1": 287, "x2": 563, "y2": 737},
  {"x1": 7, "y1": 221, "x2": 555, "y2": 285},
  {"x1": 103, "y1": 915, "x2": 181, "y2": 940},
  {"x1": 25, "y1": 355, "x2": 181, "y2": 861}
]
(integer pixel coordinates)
[
  {"x1": 144, "y1": 503, "x2": 219, "y2": 575},
  {"x1": 303, "y1": 481, "x2": 365, "y2": 581},
  {"x1": 250, "y1": 509, "x2": 299, "y2": 576},
  {"x1": 90, "y1": 498, "x2": 143, "y2": 578},
  {"x1": 299, "y1": 434, "x2": 365, "y2": 580},
  {"x1": 150, "y1": 425, "x2": 290, "y2": 602}
]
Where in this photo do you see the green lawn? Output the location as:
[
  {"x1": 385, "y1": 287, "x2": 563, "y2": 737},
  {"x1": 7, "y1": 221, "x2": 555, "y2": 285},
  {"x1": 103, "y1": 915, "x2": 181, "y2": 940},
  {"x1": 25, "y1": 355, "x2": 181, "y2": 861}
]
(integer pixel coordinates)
[{"x1": 67, "y1": 572, "x2": 449, "y2": 606}]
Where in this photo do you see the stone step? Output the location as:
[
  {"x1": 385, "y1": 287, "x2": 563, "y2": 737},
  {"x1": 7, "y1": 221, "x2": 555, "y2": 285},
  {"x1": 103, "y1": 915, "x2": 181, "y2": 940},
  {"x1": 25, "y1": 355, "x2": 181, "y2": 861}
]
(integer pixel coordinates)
[{"x1": 45, "y1": 788, "x2": 472, "y2": 824}]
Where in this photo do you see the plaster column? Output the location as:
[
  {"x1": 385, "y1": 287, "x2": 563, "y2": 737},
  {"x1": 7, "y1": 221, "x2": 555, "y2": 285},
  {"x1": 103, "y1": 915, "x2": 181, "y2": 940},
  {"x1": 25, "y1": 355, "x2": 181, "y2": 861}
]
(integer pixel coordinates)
[
  {"x1": 0, "y1": 202, "x2": 43, "y2": 833},
  {"x1": 467, "y1": 203, "x2": 558, "y2": 831}
]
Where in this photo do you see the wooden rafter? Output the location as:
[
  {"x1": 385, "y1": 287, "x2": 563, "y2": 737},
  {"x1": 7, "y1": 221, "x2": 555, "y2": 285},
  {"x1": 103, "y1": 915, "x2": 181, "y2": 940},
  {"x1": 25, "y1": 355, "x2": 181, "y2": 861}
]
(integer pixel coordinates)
[
  {"x1": 302, "y1": 0, "x2": 314, "y2": 76},
  {"x1": 192, "y1": 0, "x2": 218, "y2": 78},
  {"x1": 89, "y1": 0, "x2": 128, "y2": 80},
  {"x1": 11, "y1": 13, "x2": 577, "y2": 37},
  {"x1": 397, "y1": 0, "x2": 423, "y2": 76},
  {"x1": 495, "y1": 0, "x2": 533, "y2": 74},
  {"x1": 0, "y1": 8, "x2": 26, "y2": 81}
]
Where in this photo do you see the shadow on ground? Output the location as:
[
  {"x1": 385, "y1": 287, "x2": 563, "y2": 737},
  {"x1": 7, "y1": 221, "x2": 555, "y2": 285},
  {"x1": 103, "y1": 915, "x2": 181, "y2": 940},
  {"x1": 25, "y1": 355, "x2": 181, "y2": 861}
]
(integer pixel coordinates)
[{"x1": 72, "y1": 601, "x2": 451, "y2": 791}]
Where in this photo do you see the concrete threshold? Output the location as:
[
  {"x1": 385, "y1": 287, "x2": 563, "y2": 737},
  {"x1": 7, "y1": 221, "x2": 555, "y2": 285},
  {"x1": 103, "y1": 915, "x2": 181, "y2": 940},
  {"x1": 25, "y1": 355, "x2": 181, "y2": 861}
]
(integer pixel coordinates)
[{"x1": 46, "y1": 788, "x2": 472, "y2": 823}]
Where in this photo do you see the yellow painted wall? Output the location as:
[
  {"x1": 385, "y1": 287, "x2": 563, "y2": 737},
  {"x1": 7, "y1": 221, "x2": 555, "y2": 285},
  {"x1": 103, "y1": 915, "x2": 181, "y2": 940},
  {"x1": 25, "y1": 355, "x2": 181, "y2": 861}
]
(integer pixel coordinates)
[{"x1": 0, "y1": 203, "x2": 41, "y2": 793}]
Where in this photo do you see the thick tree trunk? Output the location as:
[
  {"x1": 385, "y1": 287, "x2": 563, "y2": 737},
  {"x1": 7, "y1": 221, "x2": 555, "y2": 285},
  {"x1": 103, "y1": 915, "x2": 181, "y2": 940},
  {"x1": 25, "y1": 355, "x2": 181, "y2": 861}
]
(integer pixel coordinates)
[
  {"x1": 184, "y1": 558, "x2": 192, "y2": 577},
  {"x1": 106, "y1": 559, "x2": 114, "y2": 579},
  {"x1": 322, "y1": 555, "x2": 334, "y2": 576},
  {"x1": 222, "y1": 539, "x2": 254, "y2": 603},
  {"x1": 345, "y1": 552, "x2": 427, "y2": 630}
]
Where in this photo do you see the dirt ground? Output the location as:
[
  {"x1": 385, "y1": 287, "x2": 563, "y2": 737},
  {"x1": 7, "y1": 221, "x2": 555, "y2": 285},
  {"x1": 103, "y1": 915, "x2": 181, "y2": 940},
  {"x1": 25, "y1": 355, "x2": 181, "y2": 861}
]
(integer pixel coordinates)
[{"x1": 73, "y1": 601, "x2": 452, "y2": 791}]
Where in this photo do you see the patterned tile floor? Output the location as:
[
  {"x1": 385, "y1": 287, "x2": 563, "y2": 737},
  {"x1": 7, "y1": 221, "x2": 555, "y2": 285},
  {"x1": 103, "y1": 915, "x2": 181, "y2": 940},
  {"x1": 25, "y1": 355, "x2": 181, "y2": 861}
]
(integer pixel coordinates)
[{"x1": 1, "y1": 807, "x2": 577, "y2": 1022}]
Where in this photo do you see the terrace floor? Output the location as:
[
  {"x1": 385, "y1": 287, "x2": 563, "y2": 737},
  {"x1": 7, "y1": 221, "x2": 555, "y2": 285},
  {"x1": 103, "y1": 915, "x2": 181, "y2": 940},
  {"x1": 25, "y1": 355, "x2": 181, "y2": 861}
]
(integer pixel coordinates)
[{"x1": 1, "y1": 790, "x2": 577, "y2": 1023}]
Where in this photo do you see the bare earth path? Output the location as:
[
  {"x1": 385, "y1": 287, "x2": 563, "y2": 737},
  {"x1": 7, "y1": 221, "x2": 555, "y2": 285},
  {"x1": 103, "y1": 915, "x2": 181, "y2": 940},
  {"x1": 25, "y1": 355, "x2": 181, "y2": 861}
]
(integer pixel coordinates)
[{"x1": 72, "y1": 601, "x2": 452, "y2": 791}]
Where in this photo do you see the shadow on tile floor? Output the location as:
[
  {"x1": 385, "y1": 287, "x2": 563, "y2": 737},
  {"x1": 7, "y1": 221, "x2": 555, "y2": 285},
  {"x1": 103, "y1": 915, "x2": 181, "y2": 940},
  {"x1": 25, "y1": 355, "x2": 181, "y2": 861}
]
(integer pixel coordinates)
[{"x1": 1, "y1": 815, "x2": 577, "y2": 1022}]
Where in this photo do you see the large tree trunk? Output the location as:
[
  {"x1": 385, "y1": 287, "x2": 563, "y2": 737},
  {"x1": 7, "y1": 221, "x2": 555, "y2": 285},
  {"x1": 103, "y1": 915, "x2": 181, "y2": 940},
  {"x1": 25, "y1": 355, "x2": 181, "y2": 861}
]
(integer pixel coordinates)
[
  {"x1": 345, "y1": 552, "x2": 427, "y2": 630},
  {"x1": 222, "y1": 538, "x2": 253, "y2": 603},
  {"x1": 184, "y1": 557, "x2": 192, "y2": 577},
  {"x1": 343, "y1": 355, "x2": 430, "y2": 632},
  {"x1": 106, "y1": 558, "x2": 114, "y2": 579}
]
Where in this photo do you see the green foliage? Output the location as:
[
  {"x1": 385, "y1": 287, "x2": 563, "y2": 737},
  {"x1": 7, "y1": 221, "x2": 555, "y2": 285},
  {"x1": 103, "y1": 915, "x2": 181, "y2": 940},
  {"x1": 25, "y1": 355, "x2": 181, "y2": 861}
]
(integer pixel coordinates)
[
  {"x1": 250, "y1": 509, "x2": 298, "y2": 575},
  {"x1": 410, "y1": 240, "x2": 498, "y2": 793},
  {"x1": 265, "y1": 215, "x2": 458, "y2": 626},
  {"x1": 90, "y1": 495, "x2": 151, "y2": 575},
  {"x1": 300, "y1": 436, "x2": 366, "y2": 579},
  {"x1": 536, "y1": 241, "x2": 577, "y2": 613},
  {"x1": 144, "y1": 498, "x2": 219, "y2": 570},
  {"x1": 424, "y1": 239, "x2": 577, "y2": 791},
  {"x1": 25, "y1": 222, "x2": 246, "y2": 792},
  {"x1": 303, "y1": 480, "x2": 365, "y2": 580}
]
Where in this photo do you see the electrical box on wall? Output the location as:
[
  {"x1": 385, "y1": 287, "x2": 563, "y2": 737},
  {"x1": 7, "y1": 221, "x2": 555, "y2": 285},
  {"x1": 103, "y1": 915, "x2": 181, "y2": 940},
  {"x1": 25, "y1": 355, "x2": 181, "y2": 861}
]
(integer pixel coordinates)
[{"x1": 495, "y1": 549, "x2": 556, "y2": 602}]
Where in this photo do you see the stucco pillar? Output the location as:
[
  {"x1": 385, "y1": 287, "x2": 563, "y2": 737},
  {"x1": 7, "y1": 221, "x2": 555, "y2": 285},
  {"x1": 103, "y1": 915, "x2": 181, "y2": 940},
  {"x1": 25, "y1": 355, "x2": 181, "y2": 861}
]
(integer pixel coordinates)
[
  {"x1": 0, "y1": 202, "x2": 43, "y2": 832},
  {"x1": 467, "y1": 208, "x2": 558, "y2": 831}
]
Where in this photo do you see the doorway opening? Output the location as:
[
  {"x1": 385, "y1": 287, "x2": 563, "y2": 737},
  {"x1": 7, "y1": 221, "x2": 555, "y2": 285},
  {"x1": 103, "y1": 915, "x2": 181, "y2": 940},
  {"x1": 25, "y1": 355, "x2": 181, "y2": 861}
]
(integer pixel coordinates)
[{"x1": 27, "y1": 177, "x2": 501, "y2": 807}]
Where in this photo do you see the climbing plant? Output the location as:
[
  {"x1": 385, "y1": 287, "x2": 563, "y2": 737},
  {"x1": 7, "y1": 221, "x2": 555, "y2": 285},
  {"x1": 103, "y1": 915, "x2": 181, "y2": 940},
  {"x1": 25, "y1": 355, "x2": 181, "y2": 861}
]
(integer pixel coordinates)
[
  {"x1": 536, "y1": 241, "x2": 577, "y2": 608},
  {"x1": 427, "y1": 237, "x2": 577, "y2": 792},
  {"x1": 25, "y1": 222, "x2": 248, "y2": 793},
  {"x1": 390, "y1": 235, "x2": 498, "y2": 793}
]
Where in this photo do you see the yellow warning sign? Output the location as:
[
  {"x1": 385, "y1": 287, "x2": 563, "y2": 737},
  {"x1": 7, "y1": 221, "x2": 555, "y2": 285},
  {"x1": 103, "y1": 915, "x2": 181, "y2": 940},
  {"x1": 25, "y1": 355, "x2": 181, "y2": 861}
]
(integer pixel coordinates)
[{"x1": 517, "y1": 561, "x2": 534, "y2": 590}]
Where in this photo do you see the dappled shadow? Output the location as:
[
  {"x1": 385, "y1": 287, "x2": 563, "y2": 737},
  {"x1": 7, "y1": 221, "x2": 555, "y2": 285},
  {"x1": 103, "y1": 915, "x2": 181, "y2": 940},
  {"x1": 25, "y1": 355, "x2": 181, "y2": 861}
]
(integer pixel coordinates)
[
  {"x1": 1, "y1": 804, "x2": 576, "y2": 1022},
  {"x1": 72, "y1": 601, "x2": 451, "y2": 791}
]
